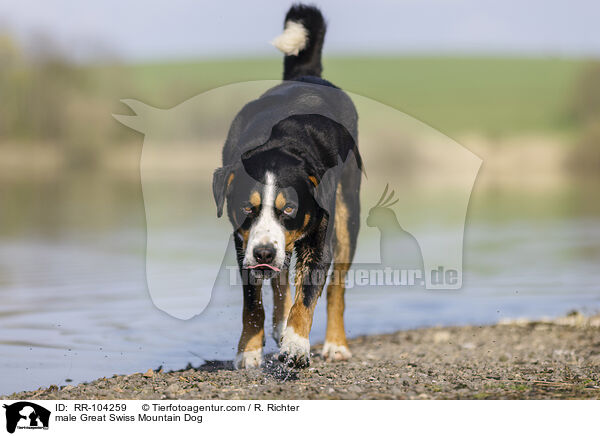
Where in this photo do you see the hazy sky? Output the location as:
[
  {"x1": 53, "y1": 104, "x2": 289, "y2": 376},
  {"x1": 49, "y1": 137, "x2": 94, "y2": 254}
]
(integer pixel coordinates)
[{"x1": 1, "y1": 0, "x2": 599, "y2": 61}]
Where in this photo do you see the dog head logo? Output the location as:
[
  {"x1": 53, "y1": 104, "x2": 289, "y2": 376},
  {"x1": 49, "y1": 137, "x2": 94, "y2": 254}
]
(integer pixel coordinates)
[
  {"x1": 3, "y1": 402, "x2": 50, "y2": 434},
  {"x1": 114, "y1": 80, "x2": 481, "y2": 319}
]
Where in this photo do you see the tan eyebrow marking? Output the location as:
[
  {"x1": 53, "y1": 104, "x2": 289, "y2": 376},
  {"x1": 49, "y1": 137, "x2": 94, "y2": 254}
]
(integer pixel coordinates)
[
  {"x1": 249, "y1": 191, "x2": 261, "y2": 207},
  {"x1": 275, "y1": 192, "x2": 286, "y2": 210}
]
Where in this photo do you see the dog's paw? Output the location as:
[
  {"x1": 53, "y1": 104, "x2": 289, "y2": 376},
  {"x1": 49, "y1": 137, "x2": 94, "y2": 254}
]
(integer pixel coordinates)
[
  {"x1": 278, "y1": 327, "x2": 311, "y2": 368},
  {"x1": 234, "y1": 349, "x2": 263, "y2": 369},
  {"x1": 322, "y1": 342, "x2": 352, "y2": 362}
]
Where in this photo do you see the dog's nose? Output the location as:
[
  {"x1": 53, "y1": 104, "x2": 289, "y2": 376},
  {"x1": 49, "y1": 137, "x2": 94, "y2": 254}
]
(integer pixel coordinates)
[{"x1": 253, "y1": 244, "x2": 275, "y2": 264}]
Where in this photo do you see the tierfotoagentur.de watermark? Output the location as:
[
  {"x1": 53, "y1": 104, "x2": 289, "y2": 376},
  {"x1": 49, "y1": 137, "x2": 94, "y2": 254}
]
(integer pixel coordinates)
[{"x1": 227, "y1": 265, "x2": 459, "y2": 289}]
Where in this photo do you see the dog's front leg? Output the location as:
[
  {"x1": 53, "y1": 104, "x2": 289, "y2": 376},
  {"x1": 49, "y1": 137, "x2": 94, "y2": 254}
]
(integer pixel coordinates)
[
  {"x1": 233, "y1": 235, "x2": 265, "y2": 369},
  {"x1": 271, "y1": 269, "x2": 291, "y2": 345},
  {"x1": 235, "y1": 281, "x2": 265, "y2": 369},
  {"x1": 279, "y1": 239, "x2": 331, "y2": 368}
]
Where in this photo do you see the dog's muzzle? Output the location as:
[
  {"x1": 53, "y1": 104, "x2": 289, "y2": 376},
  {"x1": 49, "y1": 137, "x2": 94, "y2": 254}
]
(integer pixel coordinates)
[
  {"x1": 251, "y1": 244, "x2": 278, "y2": 268},
  {"x1": 246, "y1": 244, "x2": 280, "y2": 279}
]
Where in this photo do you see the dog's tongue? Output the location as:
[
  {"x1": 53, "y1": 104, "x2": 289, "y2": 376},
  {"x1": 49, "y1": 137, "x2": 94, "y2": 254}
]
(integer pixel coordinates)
[{"x1": 247, "y1": 264, "x2": 281, "y2": 272}]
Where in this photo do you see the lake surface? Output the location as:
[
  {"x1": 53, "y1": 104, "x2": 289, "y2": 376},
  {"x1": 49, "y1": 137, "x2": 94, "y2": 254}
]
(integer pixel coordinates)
[{"x1": 1, "y1": 173, "x2": 599, "y2": 395}]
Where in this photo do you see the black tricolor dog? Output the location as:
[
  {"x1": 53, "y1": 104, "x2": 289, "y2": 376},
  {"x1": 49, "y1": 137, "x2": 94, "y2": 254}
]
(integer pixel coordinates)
[{"x1": 213, "y1": 4, "x2": 362, "y2": 369}]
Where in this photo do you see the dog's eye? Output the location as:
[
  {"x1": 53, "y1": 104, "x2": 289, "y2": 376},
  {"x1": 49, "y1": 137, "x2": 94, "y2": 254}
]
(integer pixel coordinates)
[
  {"x1": 283, "y1": 205, "x2": 295, "y2": 215},
  {"x1": 242, "y1": 206, "x2": 253, "y2": 215}
]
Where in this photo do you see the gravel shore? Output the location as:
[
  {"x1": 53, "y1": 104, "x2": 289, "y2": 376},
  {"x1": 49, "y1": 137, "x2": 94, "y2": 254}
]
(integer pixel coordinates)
[{"x1": 4, "y1": 314, "x2": 600, "y2": 400}]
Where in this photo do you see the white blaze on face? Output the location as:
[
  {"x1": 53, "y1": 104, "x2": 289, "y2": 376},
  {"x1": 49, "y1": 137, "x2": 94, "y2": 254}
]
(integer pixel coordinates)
[{"x1": 244, "y1": 172, "x2": 286, "y2": 268}]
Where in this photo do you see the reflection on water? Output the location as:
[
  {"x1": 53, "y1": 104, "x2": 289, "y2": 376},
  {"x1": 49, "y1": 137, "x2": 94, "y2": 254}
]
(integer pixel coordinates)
[{"x1": 0, "y1": 173, "x2": 599, "y2": 395}]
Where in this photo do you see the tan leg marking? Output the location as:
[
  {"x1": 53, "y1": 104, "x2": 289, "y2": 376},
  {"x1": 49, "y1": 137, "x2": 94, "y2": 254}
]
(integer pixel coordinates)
[
  {"x1": 235, "y1": 282, "x2": 264, "y2": 369},
  {"x1": 271, "y1": 269, "x2": 292, "y2": 344},
  {"x1": 287, "y1": 265, "x2": 321, "y2": 337},
  {"x1": 324, "y1": 183, "x2": 352, "y2": 361},
  {"x1": 279, "y1": 264, "x2": 322, "y2": 367}
]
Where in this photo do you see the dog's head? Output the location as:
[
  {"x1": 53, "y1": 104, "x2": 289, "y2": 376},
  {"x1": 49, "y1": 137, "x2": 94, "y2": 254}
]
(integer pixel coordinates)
[{"x1": 213, "y1": 148, "x2": 331, "y2": 279}]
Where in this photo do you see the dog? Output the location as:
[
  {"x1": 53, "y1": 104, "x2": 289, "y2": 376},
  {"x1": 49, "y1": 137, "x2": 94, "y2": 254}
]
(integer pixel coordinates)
[{"x1": 212, "y1": 4, "x2": 362, "y2": 369}]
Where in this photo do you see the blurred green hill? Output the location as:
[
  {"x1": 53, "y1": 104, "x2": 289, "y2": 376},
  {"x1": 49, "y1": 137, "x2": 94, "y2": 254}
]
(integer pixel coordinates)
[
  {"x1": 123, "y1": 56, "x2": 584, "y2": 136},
  {"x1": 1, "y1": 31, "x2": 598, "y2": 172}
]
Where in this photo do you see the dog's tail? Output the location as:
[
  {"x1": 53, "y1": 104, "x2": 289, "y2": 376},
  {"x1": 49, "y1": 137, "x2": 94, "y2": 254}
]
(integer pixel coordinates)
[{"x1": 271, "y1": 4, "x2": 326, "y2": 80}]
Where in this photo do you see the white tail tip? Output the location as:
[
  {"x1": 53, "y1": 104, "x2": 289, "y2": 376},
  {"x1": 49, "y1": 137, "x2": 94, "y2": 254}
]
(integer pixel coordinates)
[{"x1": 271, "y1": 21, "x2": 308, "y2": 56}]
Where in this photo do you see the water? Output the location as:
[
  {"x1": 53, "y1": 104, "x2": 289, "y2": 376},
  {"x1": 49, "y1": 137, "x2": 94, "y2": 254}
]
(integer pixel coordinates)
[{"x1": 0, "y1": 173, "x2": 599, "y2": 395}]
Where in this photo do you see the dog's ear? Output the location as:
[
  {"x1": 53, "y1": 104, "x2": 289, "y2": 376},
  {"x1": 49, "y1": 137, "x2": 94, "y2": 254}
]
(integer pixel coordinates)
[
  {"x1": 212, "y1": 164, "x2": 237, "y2": 218},
  {"x1": 314, "y1": 173, "x2": 336, "y2": 215},
  {"x1": 310, "y1": 161, "x2": 342, "y2": 216}
]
